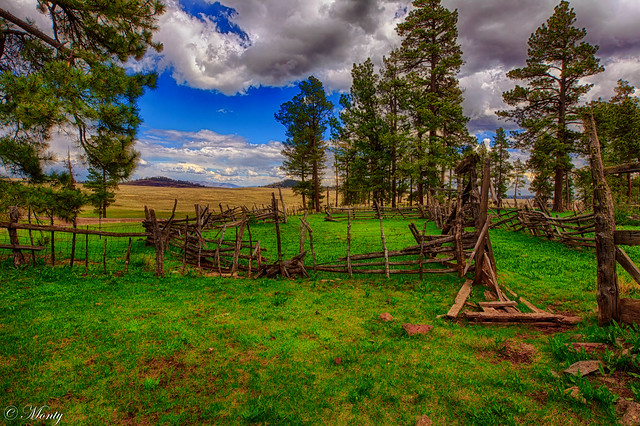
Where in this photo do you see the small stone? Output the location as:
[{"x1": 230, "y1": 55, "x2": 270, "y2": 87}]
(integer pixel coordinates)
[
  {"x1": 564, "y1": 386, "x2": 586, "y2": 404},
  {"x1": 207, "y1": 347, "x2": 214, "y2": 352},
  {"x1": 619, "y1": 399, "x2": 640, "y2": 426},
  {"x1": 564, "y1": 360, "x2": 603, "y2": 376},
  {"x1": 379, "y1": 313, "x2": 394, "y2": 322},
  {"x1": 333, "y1": 357, "x2": 342, "y2": 366},
  {"x1": 402, "y1": 324, "x2": 433, "y2": 336},
  {"x1": 415, "y1": 415, "x2": 432, "y2": 426}
]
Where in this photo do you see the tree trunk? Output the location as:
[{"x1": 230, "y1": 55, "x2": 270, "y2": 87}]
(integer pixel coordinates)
[{"x1": 553, "y1": 167, "x2": 564, "y2": 212}]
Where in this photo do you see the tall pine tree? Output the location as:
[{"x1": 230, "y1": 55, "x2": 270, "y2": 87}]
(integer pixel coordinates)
[
  {"x1": 275, "y1": 76, "x2": 333, "y2": 212},
  {"x1": 499, "y1": 0, "x2": 603, "y2": 211},
  {"x1": 396, "y1": 0, "x2": 469, "y2": 204},
  {"x1": 0, "y1": 1, "x2": 163, "y2": 217}
]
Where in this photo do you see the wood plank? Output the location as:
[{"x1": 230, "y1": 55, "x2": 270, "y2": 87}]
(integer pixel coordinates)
[
  {"x1": 446, "y1": 279, "x2": 473, "y2": 319},
  {"x1": 463, "y1": 311, "x2": 580, "y2": 324},
  {"x1": 478, "y1": 301, "x2": 518, "y2": 308},
  {"x1": 620, "y1": 298, "x2": 640, "y2": 325},
  {"x1": 614, "y1": 230, "x2": 640, "y2": 246},
  {"x1": 616, "y1": 246, "x2": 640, "y2": 286},
  {"x1": 0, "y1": 244, "x2": 45, "y2": 251},
  {"x1": 604, "y1": 162, "x2": 640, "y2": 175}
]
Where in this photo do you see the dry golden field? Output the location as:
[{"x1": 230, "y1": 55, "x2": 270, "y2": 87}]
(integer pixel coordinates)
[{"x1": 80, "y1": 185, "x2": 304, "y2": 218}]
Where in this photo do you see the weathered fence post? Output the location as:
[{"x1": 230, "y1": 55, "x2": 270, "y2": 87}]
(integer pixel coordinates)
[
  {"x1": 272, "y1": 193, "x2": 284, "y2": 276},
  {"x1": 585, "y1": 114, "x2": 619, "y2": 325},
  {"x1": 149, "y1": 209, "x2": 165, "y2": 277},
  {"x1": 379, "y1": 213, "x2": 390, "y2": 278},
  {"x1": 9, "y1": 207, "x2": 25, "y2": 268},
  {"x1": 347, "y1": 211, "x2": 353, "y2": 278},
  {"x1": 279, "y1": 187, "x2": 288, "y2": 224},
  {"x1": 70, "y1": 216, "x2": 77, "y2": 269}
]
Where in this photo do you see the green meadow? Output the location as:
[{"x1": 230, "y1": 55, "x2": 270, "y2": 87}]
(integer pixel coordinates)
[{"x1": 2, "y1": 213, "x2": 640, "y2": 425}]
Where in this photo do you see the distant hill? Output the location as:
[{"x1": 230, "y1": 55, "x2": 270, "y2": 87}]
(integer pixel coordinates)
[
  {"x1": 123, "y1": 177, "x2": 208, "y2": 188},
  {"x1": 262, "y1": 179, "x2": 298, "y2": 189}
]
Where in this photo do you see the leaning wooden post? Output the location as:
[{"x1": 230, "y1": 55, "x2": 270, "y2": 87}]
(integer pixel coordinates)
[
  {"x1": 182, "y1": 216, "x2": 188, "y2": 274},
  {"x1": 272, "y1": 193, "x2": 284, "y2": 276},
  {"x1": 149, "y1": 209, "x2": 165, "y2": 277},
  {"x1": 379, "y1": 214, "x2": 390, "y2": 278},
  {"x1": 231, "y1": 214, "x2": 247, "y2": 275},
  {"x1": 302, "y1": 217, "x2": 316, "y2": 271},
  {"x1": 585, "y1": 113, "x2": 620, "y2": 325},
  {"x1": 347, "y1": 211, "x2": 353, "y2": 278},
  {"x1": 299, "y1": 212, "x2": 307, "y2": 254},
  {"x1": 9, "y1": 207, "x2": 25, "y2": 268},
  {"x1": 279, "y1": 187, "x2": 288, "y2": 224}
]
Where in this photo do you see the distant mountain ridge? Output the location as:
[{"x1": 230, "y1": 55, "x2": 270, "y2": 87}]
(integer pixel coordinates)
[{"x1": 123, "y1": 176, "x2": 238, "y2": 188}]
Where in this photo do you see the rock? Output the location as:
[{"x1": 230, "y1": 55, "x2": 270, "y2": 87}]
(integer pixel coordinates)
[
  {"x1": 379, "y1": 313, "x2": 394, "y2": 322},
  {"x1": 564, "y1": 386, "x2": 586, "y2": 404},
  {"x1": 415, "y1": 415, "x2": 432, "y2": 426},
  {"x1": 333, "y1": 357, "x2": 342, "y2": 366},
  {"x1": 563, "y1": 360, "x2": 603, "y2": 376},
  {"x1": 402, "y1": 324, "x2": 433, "y2": 336},
  {"x1": 618, "y1": 399, "x2": 640, "y2": 425}
]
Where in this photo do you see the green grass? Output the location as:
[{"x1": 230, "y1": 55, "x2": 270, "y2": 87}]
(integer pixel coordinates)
[{"x1": 1, "y1": 214, "x2": 640, "y2": 424}]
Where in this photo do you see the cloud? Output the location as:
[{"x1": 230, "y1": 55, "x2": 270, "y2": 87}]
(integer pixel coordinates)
[
  {"x1": 447, "y1": 0, "x2": 640, "y2": 133},
  {"x1": 132, "y1": 0, "x2": 410, "y2": 94},
  {"x1": 134, "y1": 128, "x2": 286, "y2": 186}
]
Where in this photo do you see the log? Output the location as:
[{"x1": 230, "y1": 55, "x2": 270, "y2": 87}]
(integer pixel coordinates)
[
  {"x1": 604, "y1": 162, "x2": 640, "y2": 175},
  {"x1": 447, "y1": 279, "x2": 472, "y2": 319},
  {"x1": 614, "y1": 230, "x2": 640, "y2": 246},
  {"x1": 463, "y1": 311, "x2": 578, "y2": 324},
  {"x1": 620, "y1": 298, "x2": 640, "y2": 325},
  {"x1": 1, "y1": 222, "x2": 148, "y2": 238}
]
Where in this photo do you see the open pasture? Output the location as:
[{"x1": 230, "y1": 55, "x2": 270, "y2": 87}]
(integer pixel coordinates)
[{"x1": 3, "y1": 202, "x2": 640, "y2": 424}]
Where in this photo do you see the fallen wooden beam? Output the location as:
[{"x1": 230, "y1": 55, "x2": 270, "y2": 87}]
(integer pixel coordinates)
[{"x1": 446, "y1": 279, "x2": 473, "y2": 319}]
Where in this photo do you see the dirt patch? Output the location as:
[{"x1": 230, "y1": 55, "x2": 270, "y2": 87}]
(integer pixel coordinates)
[
  {"x1": 596, "y1": 371, "x2": 635, "y2": 400},
  {"x1": 496, "y1": 340, "x2": 536, "y2": 365}
]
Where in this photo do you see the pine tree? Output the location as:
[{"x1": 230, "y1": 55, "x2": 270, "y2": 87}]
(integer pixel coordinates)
[
  {"x1": 338, "y1": 59, "x2": 391, "y2": 204},
  {"x1": 0, "y1": 1, "x2": 163, "y2": 216},
  {"x1": 592, "y1": 80, "x2": 640, "y2": 202},
  {"x1": 396, "y1": 0, "x2": 469, "y2": 204},
  {"x1": 489, "y1": 128, "x2": 513, "y2": 207},
  {"x1": 379, "y1": 51, "x2": 410, "y2": 207},
  {"x1": 499, "y1": 0, "x2": 603, "y2": 211},
  {"x1": 512, "y1": 158, "x2": 527, "y2": 207},
  {"x1": 275, "y1": 76, "x2": 334, "y2": 212}
]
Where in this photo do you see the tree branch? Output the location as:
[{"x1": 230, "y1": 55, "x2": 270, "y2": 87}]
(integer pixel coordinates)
[{"x1": 0, "y1": 7, "x2": 68, "y2": 53}]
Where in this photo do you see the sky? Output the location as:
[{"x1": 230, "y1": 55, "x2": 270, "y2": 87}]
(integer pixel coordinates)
[{"x1": 6, "y1": 0, "x2": 640, "y2": 187}]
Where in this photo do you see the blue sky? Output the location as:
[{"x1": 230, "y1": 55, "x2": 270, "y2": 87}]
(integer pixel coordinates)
[{"x1": 8, "y1": 0, "x2": 640, "y2": 187}]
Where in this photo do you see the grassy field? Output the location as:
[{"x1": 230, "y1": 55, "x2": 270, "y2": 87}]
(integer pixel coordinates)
[
  {"x1": 78, "y1": 185, "x2": 306, "y2": 218},
  {"x1": 2, "y1": 207, "x2": 640, "y2": 424}
]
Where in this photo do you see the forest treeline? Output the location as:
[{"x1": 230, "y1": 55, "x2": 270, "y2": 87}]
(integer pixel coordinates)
[{"x1": 277, "y1": 0, "x2": 640, "y2": 212}]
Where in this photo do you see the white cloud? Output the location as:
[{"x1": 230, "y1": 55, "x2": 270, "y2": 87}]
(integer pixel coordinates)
[{"x1": 134, "y1": 128, "x2": 286, "y2": 186}]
